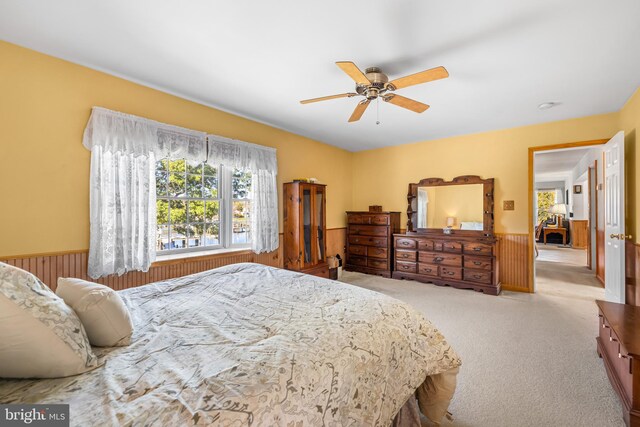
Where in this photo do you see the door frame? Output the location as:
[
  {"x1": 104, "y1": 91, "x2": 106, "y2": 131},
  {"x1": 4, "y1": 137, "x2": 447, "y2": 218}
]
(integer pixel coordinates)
[{"x1": 528, "y1": 138, "x2": 608, "y2": 292}]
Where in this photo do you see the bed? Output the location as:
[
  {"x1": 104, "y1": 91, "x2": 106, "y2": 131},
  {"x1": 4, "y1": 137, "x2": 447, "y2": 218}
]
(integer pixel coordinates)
[{"x1": 0, "y1": 263, "x2": 460, "y2": 426}]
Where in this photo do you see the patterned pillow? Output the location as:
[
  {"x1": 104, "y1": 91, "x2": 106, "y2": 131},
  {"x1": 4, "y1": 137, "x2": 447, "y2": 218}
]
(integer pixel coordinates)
[{"x1": 0, "y1": 262, "x2": 99, "y2": 378}]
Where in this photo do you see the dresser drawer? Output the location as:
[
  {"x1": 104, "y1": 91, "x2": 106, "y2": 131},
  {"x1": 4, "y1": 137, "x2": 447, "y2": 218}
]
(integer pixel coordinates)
[
  {"x1": 348, "y1": 214, "x2": 389, "y2": 225},
  {"x1": 419, "y1": 252, "x2": 462, "y2": 267},
  {"x1": 348, "y1": 255, "x2": 367, "y2": 266},
  {"x1": 396, "y1": 250, "x2": 417, "y2": 262},
  {"x1": 348, "y1": 245, "x2": 367, "y2": 256},
  {"x1": 396, "y1": 261, "x2": 417, "y2": 273},
  {"x1": 418, "y1": 263, "x2": 439, "y2": 277},
  {"x1": 441, "y1": 266, "x2": 462, "y2": 280},
  {"x1": 464, "y1": 255, "x2": 492, "y2": 270},
  {"x1": 395, "y1": 238, "x2": 417, "y2": 249},
  {"x1": 347, "y1": 214, "x2": 367, "y2": 224},
  {"x1": 441, "y1": 241, "x2": 463, "y2": 253},
  {"x1": 464, "y1": 242, "x2": 493, "y2": 255},
  {"x1": 349, "y1": 236, "x2": 387, "y2": 247},
  {"x1": 349, "y1": 225, "x2": 388, "y2": 236},
  {"x1": 464, "y1": 269, "x2": 492, "y2": 284},
  {"x1": 368, "y1": 258, "x2": 388, "y2": 270},
  {"x1": 367, "y1": 246, "x2": 388, "y2": 259},
  {"x1": 418, "y1": 239, "x2": 435, "y2": 251},
  {"x1": 370, "y1": 215, "x2": 390, "y2": 225}
]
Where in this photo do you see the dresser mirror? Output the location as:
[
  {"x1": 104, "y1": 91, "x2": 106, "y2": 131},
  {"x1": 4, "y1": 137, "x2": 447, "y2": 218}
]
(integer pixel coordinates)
[{"x1": 407, "y1": 176, "x2": 495, "y2": 236}]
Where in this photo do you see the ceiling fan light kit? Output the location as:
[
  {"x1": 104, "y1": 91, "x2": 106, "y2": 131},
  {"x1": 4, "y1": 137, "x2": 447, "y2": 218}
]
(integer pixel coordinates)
[{"x1": 301, "y1": 61, "x2": 449, "y2": 122}]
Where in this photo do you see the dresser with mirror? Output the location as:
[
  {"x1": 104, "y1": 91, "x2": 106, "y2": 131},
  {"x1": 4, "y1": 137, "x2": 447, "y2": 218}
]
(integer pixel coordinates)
[{"x1": 392, "y1": 175, "x2": 501, "y2": 295}]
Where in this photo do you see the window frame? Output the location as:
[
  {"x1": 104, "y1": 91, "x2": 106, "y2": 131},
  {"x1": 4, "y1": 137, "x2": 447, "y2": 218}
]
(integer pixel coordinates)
[{"x1": 156, "y1": 160, "x2": 251, "y2": 256}]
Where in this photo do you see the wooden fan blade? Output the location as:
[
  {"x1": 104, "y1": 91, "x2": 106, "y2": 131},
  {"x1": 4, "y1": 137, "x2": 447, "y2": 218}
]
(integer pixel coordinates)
[
  {"x1": 336, "y1": 61, "x2": 371, "y2": 86},
  {"x1": 383, "y1": 94, "x2": 430, "y2": 113},
  {"x1": 300, "y1": 93, "x2": 358, "y2": 104},
  {"x1": 348, "y1": 99, "x2": 370, "y2": 122},
  {"x1": 388, "y1": 66, "x2": 449, "y2": 90}
]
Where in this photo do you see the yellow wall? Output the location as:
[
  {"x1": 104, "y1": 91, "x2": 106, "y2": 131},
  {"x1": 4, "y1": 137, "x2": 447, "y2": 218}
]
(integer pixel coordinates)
[
  {"x1": 0, "y1": 41, "x2": 353, "y2": 257},
  {"x1": 2, "y1": 40, "x2": 638, "y2": 258},
  {"x1": 352, "y1": 113, "x2": 621, "y2": 234},
  {"x1": 620, "y1": 88, "x2": 640, "y2": 244}
]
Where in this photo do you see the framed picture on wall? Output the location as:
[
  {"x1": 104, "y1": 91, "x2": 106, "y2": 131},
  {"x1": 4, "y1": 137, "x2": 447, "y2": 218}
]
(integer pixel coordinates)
[{"x1": 573, "y1": 185, "x2": 582, "y2": 194}]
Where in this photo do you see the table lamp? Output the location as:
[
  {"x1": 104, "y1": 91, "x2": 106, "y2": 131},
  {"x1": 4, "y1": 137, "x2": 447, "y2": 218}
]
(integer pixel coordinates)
[{"x1": 550, "y1": 204, "x2": 567, "y2": 226}]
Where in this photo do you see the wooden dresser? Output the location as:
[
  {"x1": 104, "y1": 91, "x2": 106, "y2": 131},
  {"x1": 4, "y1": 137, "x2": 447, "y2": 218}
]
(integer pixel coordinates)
[
  {"x1": 392, "y1": 175, "x2": 500, "y2": 295},
  {"x1": 597, "y1": 300, "x2": 640, "y2": 426},
  {"x1": 392, "y1": 234, "x2": 500, "y2": 295},
  {"x1": 345, "y1": 211, "x2": 401, "y2": 277}
]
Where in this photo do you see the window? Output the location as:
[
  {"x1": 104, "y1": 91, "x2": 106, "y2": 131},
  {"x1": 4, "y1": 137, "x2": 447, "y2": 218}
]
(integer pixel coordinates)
[{"x1": 155, "y1": 159, "x2": 251, "y2": 253}]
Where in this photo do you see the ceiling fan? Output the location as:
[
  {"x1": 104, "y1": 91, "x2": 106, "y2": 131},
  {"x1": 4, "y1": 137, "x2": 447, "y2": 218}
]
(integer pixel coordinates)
[{"x1": 300, "y1": 61, "x2": 449, "y2": 122}]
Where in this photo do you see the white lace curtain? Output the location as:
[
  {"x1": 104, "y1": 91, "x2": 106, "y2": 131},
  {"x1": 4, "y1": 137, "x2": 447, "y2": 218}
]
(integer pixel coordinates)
[
  {"x1": 83, "y1": 107, "x2": 207, "y2": 278},
  {"x1": 83, "y1": 108, "x2": 278, "y2": 277},
  {"x1": 208, "y1": 136, "x2": 279, "y2": 253}
]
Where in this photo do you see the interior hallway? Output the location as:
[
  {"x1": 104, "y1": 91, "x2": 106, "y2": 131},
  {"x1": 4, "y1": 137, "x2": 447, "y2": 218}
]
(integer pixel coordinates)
[{"x1": 535, "y1": 245, "x2": 603, "y2": 300}]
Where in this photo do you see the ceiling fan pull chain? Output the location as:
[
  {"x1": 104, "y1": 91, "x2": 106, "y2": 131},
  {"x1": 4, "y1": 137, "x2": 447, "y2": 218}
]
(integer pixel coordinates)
[{"x1": 376, "y1": 97, "x2": 380, "y2": 125}]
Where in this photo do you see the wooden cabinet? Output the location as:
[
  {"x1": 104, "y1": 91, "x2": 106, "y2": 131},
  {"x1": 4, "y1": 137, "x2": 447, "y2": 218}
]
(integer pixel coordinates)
[
  {"x1": 345, "y1": 211, "x2": 401, "y2": 277},
  {"x1": 392, "y1": 234, "x2": 500, "y2": 295},
  {"x1": 596, "y1": 300, "x2": 640, "y2": 426},
  {"x1": 570, "y1": 219, "x2": 589, "y2": 249},
  {"x1": 283, "y1": 182, "x2": 329, "y2": 278}
]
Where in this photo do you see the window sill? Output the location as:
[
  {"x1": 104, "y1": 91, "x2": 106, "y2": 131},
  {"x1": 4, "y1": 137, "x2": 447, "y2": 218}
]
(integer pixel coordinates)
[{"x1": 153, "y1": 246, "x2": 252, "y2": 266}]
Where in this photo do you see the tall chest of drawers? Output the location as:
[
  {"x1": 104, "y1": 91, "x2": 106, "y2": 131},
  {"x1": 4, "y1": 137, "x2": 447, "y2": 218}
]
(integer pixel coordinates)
[
  {"x1": 345, "y1": 211, "x2": 401, "y2": 277},
  {"x1": 392, "y1": 234, "x2": 500, "y2": 295}
]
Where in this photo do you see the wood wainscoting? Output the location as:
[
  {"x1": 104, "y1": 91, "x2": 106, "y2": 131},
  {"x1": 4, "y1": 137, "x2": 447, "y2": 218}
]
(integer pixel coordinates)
[
  {"x1": 0, "y1": 248, "x2": 281, "y2": 292},
  {"x1": 326, "y1": 227, "x2": 346, "y2": 261},
  {"x1": 626, "y1": 240, "x2": 640, "y2": 306},
  {"x1": 569, "y1": 220, "x2": 589, "y2": 249},
  {"x1": 0, "y1": 228, "x2": 348, "y2": 292},
  {"x1": 596, "y1": 229, "x2": 605, "y2": 284},
  {"x1": 496, "y1": 233, "x2": 531, "y2": 292}
]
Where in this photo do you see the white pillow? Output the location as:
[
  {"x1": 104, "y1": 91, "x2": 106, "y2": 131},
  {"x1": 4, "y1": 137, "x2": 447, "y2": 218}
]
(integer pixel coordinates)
[
  {"x1": 0, "y1": 262, "x2": 99, "y2": 378},
  {"x1": 56, "y1": 277, "x2": 134, "y2": 347}
]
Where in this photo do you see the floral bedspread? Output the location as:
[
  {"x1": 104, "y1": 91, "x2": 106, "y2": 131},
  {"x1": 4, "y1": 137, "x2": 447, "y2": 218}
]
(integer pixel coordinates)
[{"x1": 0, "y1": 263, "x2": 460, "y2": 426}]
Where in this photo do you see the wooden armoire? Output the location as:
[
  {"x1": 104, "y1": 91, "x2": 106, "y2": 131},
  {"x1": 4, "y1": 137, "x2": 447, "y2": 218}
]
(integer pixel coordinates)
[{"x1": 283, "y1": 182, "x2": 329, "y2": 278}]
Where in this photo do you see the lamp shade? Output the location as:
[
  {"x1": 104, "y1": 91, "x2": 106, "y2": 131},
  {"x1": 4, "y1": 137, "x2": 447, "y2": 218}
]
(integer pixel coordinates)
[
  {"x1": 446, "y1": 217, "x2": 456, "y2": 227},
  {"x1": 550, "y1": 204, "x2": 567, "y2": 215}
]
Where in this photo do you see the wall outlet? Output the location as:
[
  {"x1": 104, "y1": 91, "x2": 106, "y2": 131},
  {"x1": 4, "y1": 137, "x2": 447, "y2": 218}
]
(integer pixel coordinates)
[{"x1": 503, "y1": 200, "x2": 515, "y2": 211}]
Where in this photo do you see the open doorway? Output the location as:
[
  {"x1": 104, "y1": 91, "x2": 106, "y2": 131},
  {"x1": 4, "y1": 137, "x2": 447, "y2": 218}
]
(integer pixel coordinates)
[{"x1": 532, "y1": 144, "x2": 605, "y2": 297}]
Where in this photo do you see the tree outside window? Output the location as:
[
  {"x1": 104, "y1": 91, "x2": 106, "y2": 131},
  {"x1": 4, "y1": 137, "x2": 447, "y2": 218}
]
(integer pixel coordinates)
[
  {"x1": 156, "y1": 159, "x2": 251, "y2": 252},
  {"x1": 536, "y1": 190, "x2": 556, "y2": 224}
]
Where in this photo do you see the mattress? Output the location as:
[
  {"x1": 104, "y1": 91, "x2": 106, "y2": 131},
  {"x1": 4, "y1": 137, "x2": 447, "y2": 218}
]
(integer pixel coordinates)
[{"x1": 0, "y1": 263, "x2": 461, "y2": 426}]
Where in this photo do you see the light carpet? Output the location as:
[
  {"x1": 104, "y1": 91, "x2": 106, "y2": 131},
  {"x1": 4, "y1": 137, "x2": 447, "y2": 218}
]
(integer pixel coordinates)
[{"x1": 340, "y1": 246, "x2": 623, "y2": 427}]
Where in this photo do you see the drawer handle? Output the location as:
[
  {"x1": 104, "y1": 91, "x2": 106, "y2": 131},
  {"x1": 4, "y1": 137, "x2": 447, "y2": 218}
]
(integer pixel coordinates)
[
  {"x1": 602, "y1": 324, "x2": 609, "y2": 329},
  {"x1": 610, "y1": 336, "x2": 618, "y2": 342},
  {"x1": 473, "y1": 274, "x2": 482, "y2": 279},
  {"x1": 446, "y1": 271, "x2": 455, "y2": 276},
  {"x1": 434, "y1": 257, "x2": 444, "y2": 262},
  {"x1": 473, "y1": 247, "x2": 482, "y2": 251},
  {"x1": 473, "y1": 261, "x2": 482, "y2": 266},
  {"x1": 619, "y1": 353, "x2": 628, "y2": 359}
]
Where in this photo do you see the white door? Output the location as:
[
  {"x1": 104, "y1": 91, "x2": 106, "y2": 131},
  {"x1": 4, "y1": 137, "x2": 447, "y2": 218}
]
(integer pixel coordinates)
[{"x1": 604, "y1": 131, "x2": 626, "y2": 303}]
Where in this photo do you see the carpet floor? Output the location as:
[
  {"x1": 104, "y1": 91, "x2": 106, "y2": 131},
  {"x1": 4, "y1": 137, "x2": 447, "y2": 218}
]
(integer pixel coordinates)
[{"x1": 339, "y1": 246, "x2": 623, "y2": 427}]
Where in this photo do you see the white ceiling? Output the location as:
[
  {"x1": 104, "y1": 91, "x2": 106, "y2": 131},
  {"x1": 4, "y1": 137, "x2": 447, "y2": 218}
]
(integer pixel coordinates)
[
  {"x1": 1, "y1": 1, "x2": 639, "y2": 151},
  {"x1": 534, "y1": 147, "x2": 593, "y2": 182}
]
